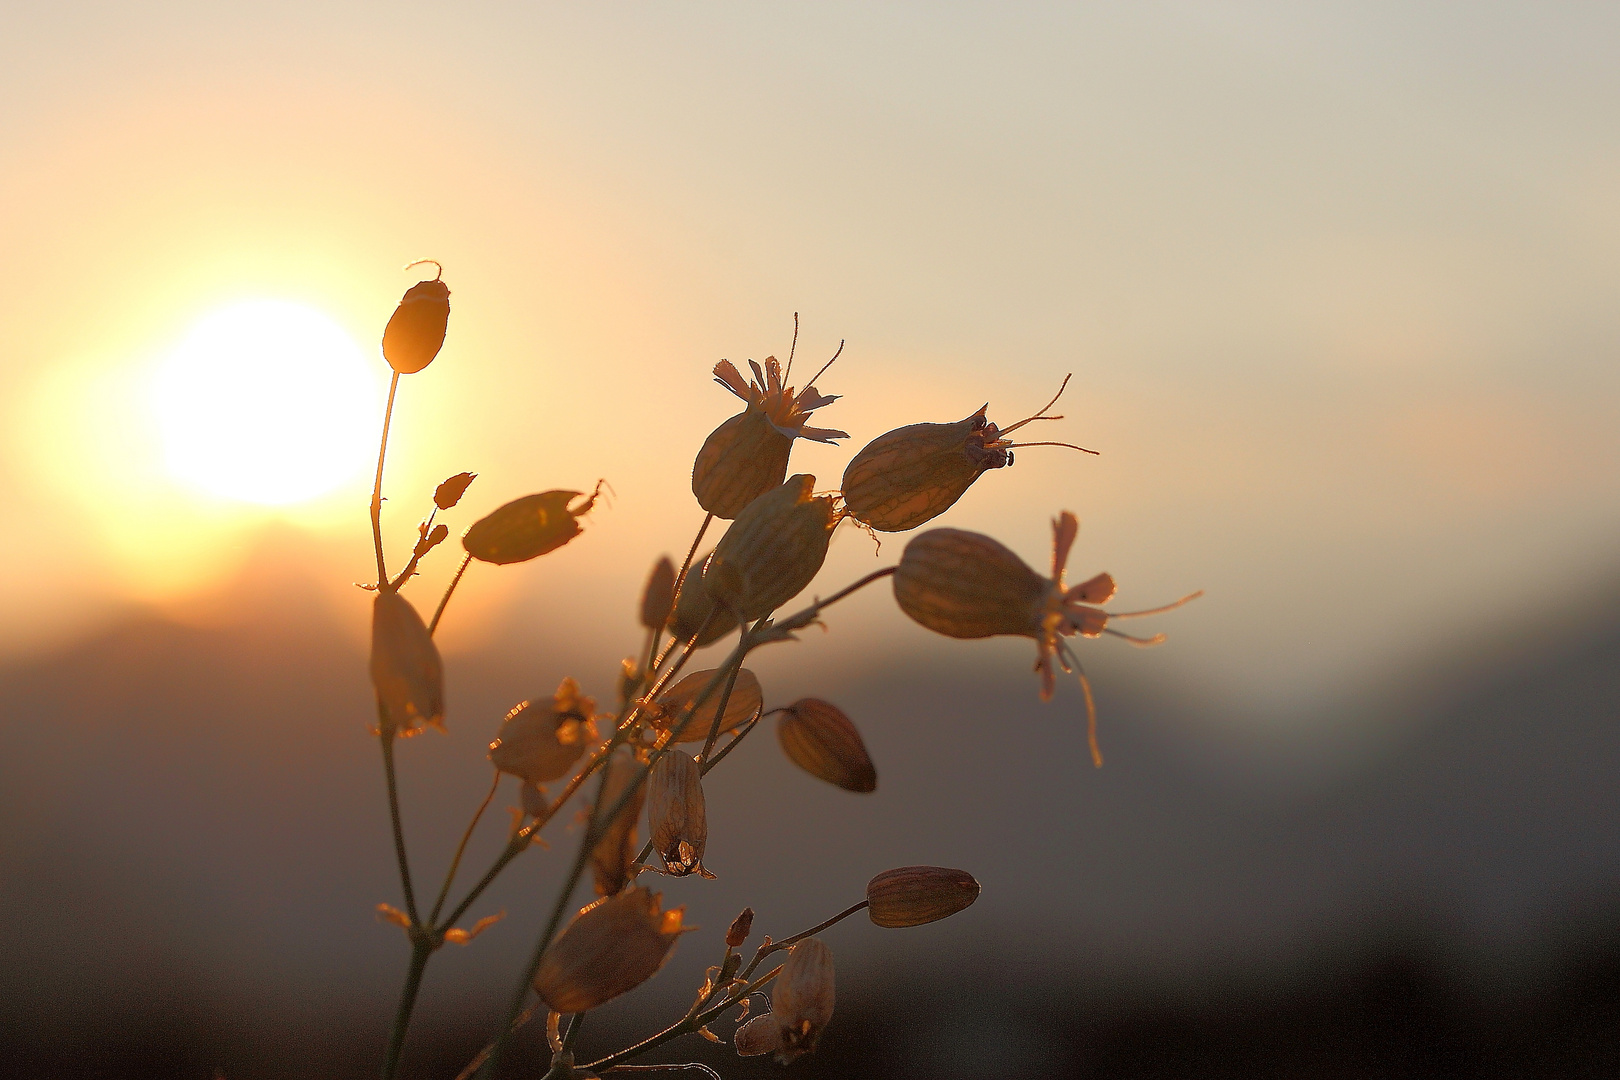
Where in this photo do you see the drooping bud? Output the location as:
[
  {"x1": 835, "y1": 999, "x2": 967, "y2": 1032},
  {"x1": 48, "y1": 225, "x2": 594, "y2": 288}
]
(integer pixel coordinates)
[
  {"x1": 488, "y1": 678, "x2": 598, "y2": 784},
  {"x1": 666, "y1": 552, "x2": 739, "y2": 646},
  {"x1": 370, "y1": 590, "x2": 444, "y2": 736},
  {"x1": 692, "y1": 353, "x2": 846, "y2": 519},
  {"x1": 771, "y1": 938, "x2": 835, "y2": 1063},
  {"x1": 646, "y1": 749, "x2": 709, "y2": 877},
  {"x1": 893, "y1": 528, "x2": 1046, "y2": 639},
  {"x1": 434, "y1": 471, "x2": 477, "y2": 510},
  {"x1": 649, "y1": 668, "x2": 763, "y2": 744},
  {"x1": 382, "y1": 272, "x2": 450, "y2": 374},
  {"x1": 591, "y1": 746, "x2": 647, "y2": 896},
  {"x1": 704, "y1": 475, "x2": 836, "y2": 622},
  {"x1": 462, "y1": 483, "x2": 602, "y2": 565},
  {"x1": 841, "y1": 377, "x2": 1092, "y2": 532},
  {"x1": 640, "y1": 556, "x2": 677, "y2": 630},
  {"x1": 865, "y1": 866, "x2": 981, "y2": 928},
  {"x1": 533, "y1": 886, "x2": 688, "y2": 1013},
  {"x1": 776, "y1": 699, "x2": 876, "y2": 793},
  {"x1": 726, "y1": 907, "x2": 755, "y2": 948},
  {"x1": 734, "y1": 1013, "x2": 782, "y2": 1057}
]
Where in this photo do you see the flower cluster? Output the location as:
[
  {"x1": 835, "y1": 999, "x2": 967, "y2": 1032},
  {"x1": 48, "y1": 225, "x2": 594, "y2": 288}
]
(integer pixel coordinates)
[{"x1": 361, "y1": 276, "x2": 1195, "y2": 1079}]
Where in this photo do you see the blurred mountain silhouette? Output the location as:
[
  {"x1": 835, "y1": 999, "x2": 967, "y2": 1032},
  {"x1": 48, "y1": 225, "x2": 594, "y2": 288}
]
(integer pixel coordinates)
[{"x1": 2, "y1": 556, "x2": 1617, "y2": 1078}]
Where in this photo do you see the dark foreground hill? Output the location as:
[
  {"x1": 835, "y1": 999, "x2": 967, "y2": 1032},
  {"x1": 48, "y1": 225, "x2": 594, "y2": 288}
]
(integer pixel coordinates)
[{"x1": 2, "y1": 569, "x2": 1617, "y2": 1078}]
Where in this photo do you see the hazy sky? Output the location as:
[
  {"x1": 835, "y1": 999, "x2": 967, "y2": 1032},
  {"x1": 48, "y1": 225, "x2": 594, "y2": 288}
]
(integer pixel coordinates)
[{"x1": 3, "y1": 3, "x2": 1618, "y2": 723}]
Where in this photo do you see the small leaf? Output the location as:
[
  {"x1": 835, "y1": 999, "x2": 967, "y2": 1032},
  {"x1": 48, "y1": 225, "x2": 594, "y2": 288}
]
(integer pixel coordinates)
[{"x1": 434, "y1": 471, "x2": 477, "y2": 510}]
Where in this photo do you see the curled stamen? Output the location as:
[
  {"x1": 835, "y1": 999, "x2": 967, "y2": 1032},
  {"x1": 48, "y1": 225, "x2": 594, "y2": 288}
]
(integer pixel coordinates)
[
  {"x1": 997, "y1": 373, "x2": 1072, "y2": 437},
  {"x1": 802, "y1": 339, "x2": 845, "y2": 393},
  {"x1": 1108, "y1": 590, "x2": 1204, "y2": 619},
  {"x1": 403, "y1": 258, "x2": 444, "y2": 280}
]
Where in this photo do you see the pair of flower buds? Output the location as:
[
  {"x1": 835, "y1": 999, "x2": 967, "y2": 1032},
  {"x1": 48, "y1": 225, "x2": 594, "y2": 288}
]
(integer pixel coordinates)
[{"x1": 531, "y1": 867, "x2": 980, "y2": 1063}]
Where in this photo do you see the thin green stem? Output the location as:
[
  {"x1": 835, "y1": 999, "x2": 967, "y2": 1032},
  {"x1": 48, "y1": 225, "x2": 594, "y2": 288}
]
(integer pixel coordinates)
[
  {"x1": 581, "y1": 965, "x2": 783, "y2": 1073},
  {"x1": 429, "y1": 551, "x2": 472, "y2": 636},
  {"x1": 697, "y1": 624, "x2": 748, "y2": 760},
  {"x1": 430, "y1": 769, "x2": 501, "y2": 926},
  {"x1": 371, "y1": 370, "x2": 401, "y2": 588},
  {"x1": 378, "y1": 716, "x2": 418, "y2": 925},
  {"x1": 381, "y1": 940, "x2": 431, "y2": 1080}
]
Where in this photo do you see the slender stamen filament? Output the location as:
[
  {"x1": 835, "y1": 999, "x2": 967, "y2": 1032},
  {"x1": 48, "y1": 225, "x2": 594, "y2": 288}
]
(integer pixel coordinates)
[
  {"x1": 1108, "y1": 590, "x2": 1204, "y2": 619},
  {"x1": 1006, "y1": 439, "x2": 1099, "y2": 455},
  {"x1": 997, "y1": 372, "x2": 1072, "y2": 437},
  {"x1": 1103, "y1": 628, "x2": 1169, "y2": 647}
]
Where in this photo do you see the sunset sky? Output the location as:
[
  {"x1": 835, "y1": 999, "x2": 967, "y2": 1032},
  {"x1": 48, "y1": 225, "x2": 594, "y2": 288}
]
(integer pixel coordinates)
[{"x1": 3, "y1": 3, "x2": 1618, "y2": 727}]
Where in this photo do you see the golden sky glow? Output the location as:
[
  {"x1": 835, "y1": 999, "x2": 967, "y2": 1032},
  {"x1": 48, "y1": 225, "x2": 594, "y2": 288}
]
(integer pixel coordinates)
[{"x1": 2, "y1": 5, "x2": 1618, "y2": 717}]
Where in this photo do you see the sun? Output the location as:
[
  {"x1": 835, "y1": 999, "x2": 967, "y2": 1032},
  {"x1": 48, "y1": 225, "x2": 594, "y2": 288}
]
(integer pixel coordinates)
[{"x1": 151, "y1": 299, "x2": 384, "y2": 506}]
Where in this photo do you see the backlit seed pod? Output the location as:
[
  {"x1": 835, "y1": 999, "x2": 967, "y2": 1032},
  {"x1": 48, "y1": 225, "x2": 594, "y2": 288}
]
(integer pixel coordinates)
[
  {"x1": 734, "y1": 1013, "x2": 782, "y2": 1057},
  {"x1": 704, "y1": 475, "x2": 836, "y2": 622},
  {"x1": 893, "y1": 528, "x2": 1046, "y2": 639},
  {"x1": 488, "y1": 677, "x2": 598, "y2": 784},
  {"x1": 462, "y1": 483, "x2": 602, "y2": 565},
  {"x1": 370, "y1": 590, "x2": 444, "y2": 737},
  {"x1": 433, "y1": 471, "x2": 476, "y2": 510},
  {"x1": 646, "y1": 749, "x2": 708, "y2": 876},
  {"x1": 640, "y1": 556, "x2": 677, "y2": 630},
  {"x1": 692, "y1": 353, "x2": 847, "y2": 519},
  {"x1": 591, "y1": 746, "x2": 647, "y2": 896},
  {"x1": 777, "y1": 699, "x2": 877, "y2": 793},
  {"x1": 771, "y1": 938, "x2": 835, "y2": 1064},
  {"x1": 665, "y1": 553, "x2": 738, "y2": 646},
  {"x1": 649, "y1": 668, "x2": 763, "y2": 744},
  {"x1": 865, "y1": 866, "x2": 981, "y2": 928},
  {"x1": 381, "y1": 273, "x2": 450, "y2": 374},
  {"x1": 726, "y1": 907, "x2": 755, "y2": 948},
  {"x1": 533, "y1": 886, "x2": 688, "y2": 1013},
  {"x1": 841, "y1": 376, "x2": 1095, "y2": 532}
]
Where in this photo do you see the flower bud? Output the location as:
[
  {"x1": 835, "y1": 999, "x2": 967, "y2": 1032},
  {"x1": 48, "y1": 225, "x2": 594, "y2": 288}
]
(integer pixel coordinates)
[
  {"x1": 649, "y1": 668, "x2": 762, "y2": 744},
  {"x1": 771, "y1": 938, "x2": 834, "y2": 1063},
  {"x1": 646, "y1": 749, "x2": 709, "y2": 877},
  {"x1": 591, "y1": 746, "x2": 646, "y2": 896},
  {"x1": 865, "y1": 866, "x2": 980, "y2": 928},
  {"x1": 841, "y1": 410, "x2": 994, "y2": 532},
  {"x1": 462, "y1": 484, "x2": 601, "y2": 565},
  {"x1": 488, "y1": 678, "x2": 597, "y2": 784},
  {"x1": 382, "y1": 274, "x2": 450, "y2": 374},
  {"x1": 726, "y1": 907, "x2": 755, "y2": 948},
  {"x1": 370, "y1": 590, "x2": 444, "y2": 736},
  {"x1": 533, "y1": 886, "x2": 687, "y2": 1013},
  {"x1": 434, "y1": 471, "x2": 476, "y2": 510},
  {"x1": 734, "y1": 1013, "x2": 782, "y2": 1057},
  {"x1": 776, "y1": 699, "x2": 876, "y2": 793},
  {"x1": 704, "y1": 475, "x2": 835, "y2": 622},
  {"x1": 665, "y1": 552, "x2": 739, "y2": 646},
  {"x1": 640, "y1": 556, "x2": 677, "y2": 630},
  {"x1": 893, "y1": 528, "x2": 1045, "y2": 639}
]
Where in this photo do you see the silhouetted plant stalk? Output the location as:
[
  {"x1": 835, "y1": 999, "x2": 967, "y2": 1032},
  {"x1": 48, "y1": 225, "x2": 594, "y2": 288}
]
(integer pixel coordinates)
[{"x1": 360, "y1": 265, "x2": 1198, "y2": 1080}]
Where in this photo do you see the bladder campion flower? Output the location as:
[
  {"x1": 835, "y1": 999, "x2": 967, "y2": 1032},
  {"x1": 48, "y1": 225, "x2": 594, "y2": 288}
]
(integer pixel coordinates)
[
  {"x1": 692, "y1": 348, "x2": 847, "y2": 518},
  {"x1": 866, "y1": 866, "x2": 980, "y2": 927},
  {"x1": 591, "y1": 746, "x2": 647, "y2": 896},
  {"x1": 893, "y1": 511, "x2": 1199, "y2": 765},
  {"x1": 381, "y1": 263, "x2": 450, "y2": 374},
  {"x1": 462, "y1": 483, "x2": 603, "y2": 565},
  {"x1": 370, "y1": 590, "x2": 444, "y2": 737},
  {"x1": 841, "y1": 375, "x2": 1097, "y2": 532},
  {"x1": 666, "y1": 551, "x2": 739, "y2": 646},
  {"x1": 704, "y1": 475, "x2": 837, "y2": 622},
  {"x1": 488, "y1": 677, "x2": 599, "y2": 785},
  {"x1": 777, "y1": 699, "x2": 877, "y2": 793},
  {"x1": 533, "y1": 887, "x2": 689, "y2": 1013},
  {"x1": 771, "y1": 938, "x2": 835, "y2": 1064},
  {"x1": 647, "y1": 668, "x2": 763, "y2": 744},
  {"x1": 646, "y1": 748, "x2": 712, "y2": 877}
]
